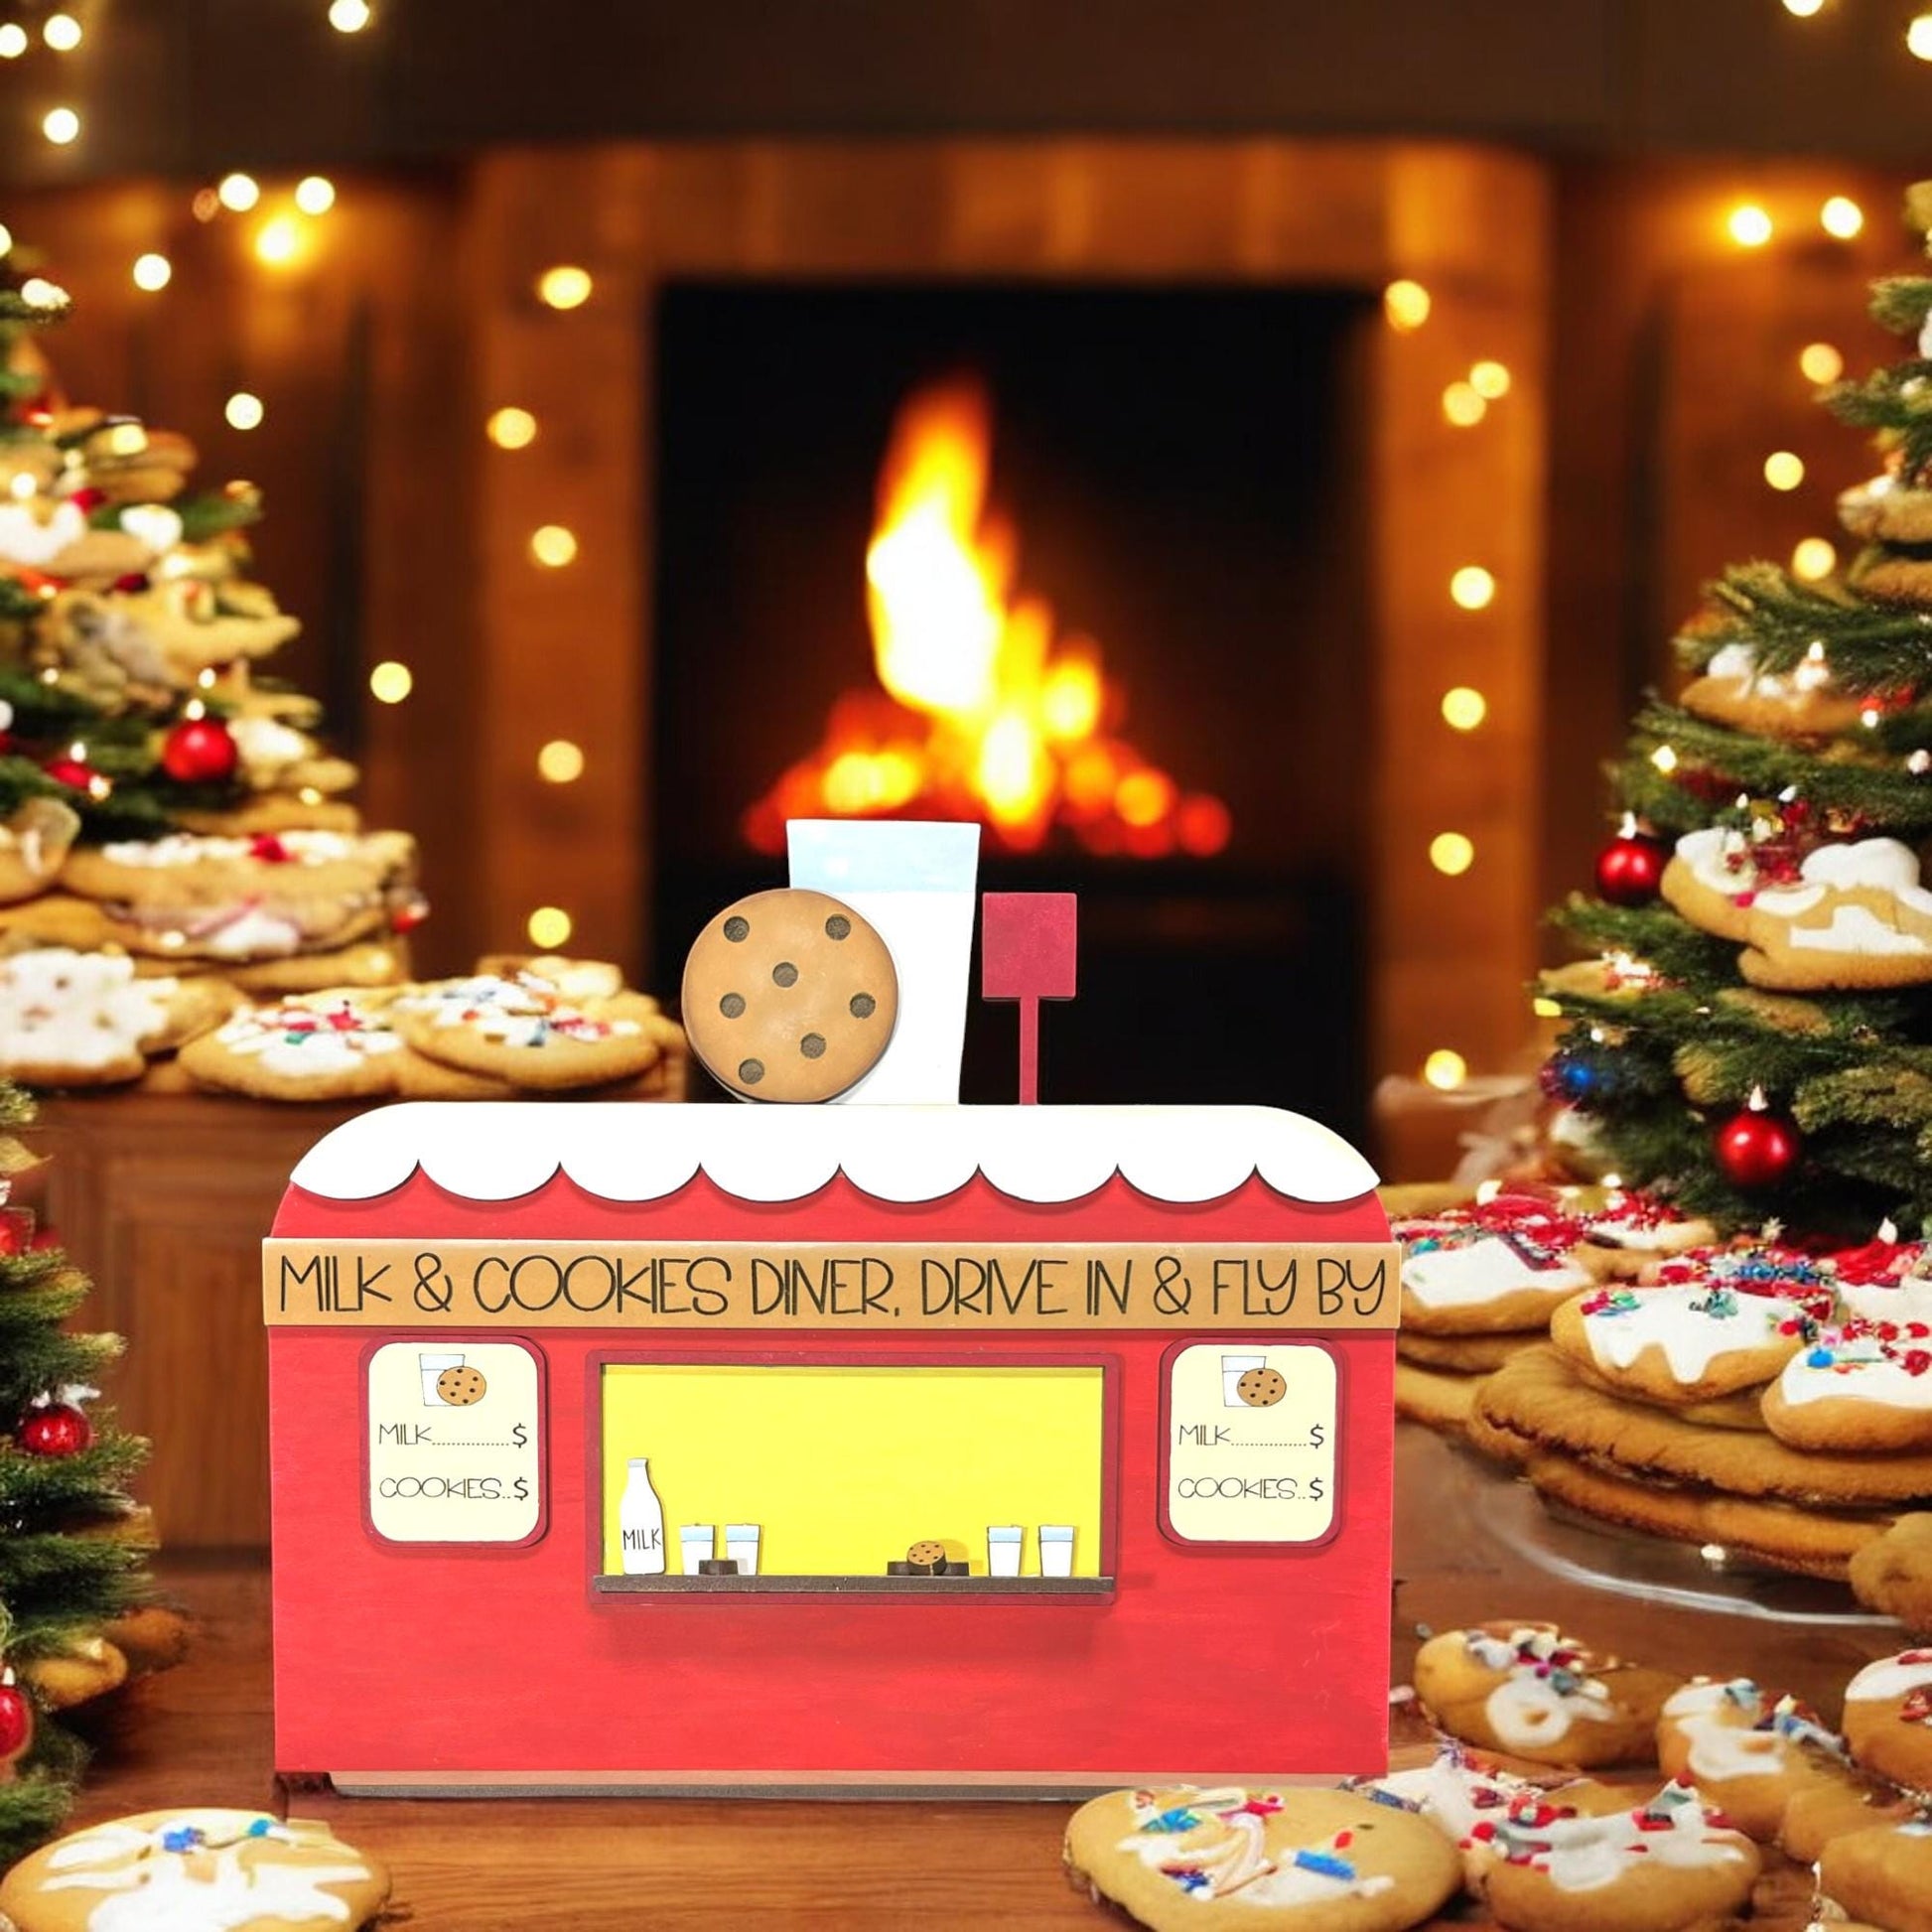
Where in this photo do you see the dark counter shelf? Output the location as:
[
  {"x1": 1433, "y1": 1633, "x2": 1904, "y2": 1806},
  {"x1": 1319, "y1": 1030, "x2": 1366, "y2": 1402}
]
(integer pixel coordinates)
[{"x1": 593, "y1": 1574, "x2": 1114, "y2": 1597}]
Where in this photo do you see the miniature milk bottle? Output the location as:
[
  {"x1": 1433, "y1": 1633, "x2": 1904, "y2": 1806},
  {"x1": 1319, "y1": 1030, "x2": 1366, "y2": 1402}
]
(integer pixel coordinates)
[{"x1": 620, "y1": 1457, "x2": 665, "y2": 1575}]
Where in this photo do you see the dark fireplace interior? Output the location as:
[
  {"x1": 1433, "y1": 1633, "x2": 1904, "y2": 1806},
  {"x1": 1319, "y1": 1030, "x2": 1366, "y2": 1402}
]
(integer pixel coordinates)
[{"x1": 650, "y1": 281, "x2": 1375, "y2": 1136}]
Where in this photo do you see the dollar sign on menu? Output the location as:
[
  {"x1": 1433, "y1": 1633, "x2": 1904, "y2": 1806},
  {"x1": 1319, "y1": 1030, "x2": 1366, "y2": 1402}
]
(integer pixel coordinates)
[
  {"x1": 1309, "y1": 1476, "x2": 1325, "y2": 1502},
  {"x1": 513, "y1": 1477, "x2": 529, "y2": 1501},
  {"x1": 511, "y1": 1422, "x2": 528, "y2": 1449},
  {"x1": 1309, "y1": 1422, "x2": 1325, "y2": 1449}
]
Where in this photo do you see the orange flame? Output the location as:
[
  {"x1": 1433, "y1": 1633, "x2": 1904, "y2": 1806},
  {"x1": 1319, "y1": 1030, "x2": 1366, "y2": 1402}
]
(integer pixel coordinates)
[{"x1": 746, "y1": 375, "x2": 1230, "y2": 858}]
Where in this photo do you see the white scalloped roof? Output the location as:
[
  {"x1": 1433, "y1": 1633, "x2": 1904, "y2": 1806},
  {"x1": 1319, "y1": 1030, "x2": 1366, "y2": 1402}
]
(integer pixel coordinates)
[{"x1": 288, "y1": 1103, "x2": 1380, "y2": 1206}]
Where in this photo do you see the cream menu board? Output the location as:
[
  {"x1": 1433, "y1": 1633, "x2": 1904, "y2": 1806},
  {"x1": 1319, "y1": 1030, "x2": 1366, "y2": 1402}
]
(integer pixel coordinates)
[
  {"x1": 1165, "y1": 1341, "x2": 1337, "y2": 1544},
  {"x1": 365, "y1": 1338, "x2": 544, "y2": 1544}
]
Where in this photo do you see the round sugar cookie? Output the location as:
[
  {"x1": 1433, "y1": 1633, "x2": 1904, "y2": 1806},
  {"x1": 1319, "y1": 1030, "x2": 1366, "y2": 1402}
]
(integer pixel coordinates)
[
  {"x1": 1063, "y1": 1783, "x2": 1460, "y2": 1931},
  {"x1": 1818, "y1": 1815, "x2": 1932, "y2": 1932},
  {"x1": 1477, "y1": 1782, "x2": 1759, "y2": 1932},
  {"x1": 1413, "y1": 1621, "x2": 1679, "y2": 1767},
  {"x1": 0, "y1": 1808, "x2": 390, "y2": 1932},
  {"x1": 1843, "y1": 1649, "x2": 1932, "y2": 1791},
  {"x1": 682, "y1": 888, "x2": 897, "y2": 1102}
]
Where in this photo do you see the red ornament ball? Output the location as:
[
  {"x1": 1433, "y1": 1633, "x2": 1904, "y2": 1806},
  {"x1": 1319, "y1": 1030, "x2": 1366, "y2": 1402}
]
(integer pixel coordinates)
[
  {"x1": 1594, "y1": 829, "x2": 1669, "y2": 906},
  {"x1": 1714, "y1": 1105, "x2": 1803, "y2": 1190},
  {"x1": 41, "y1": 754, "x2": 97, "y2": 791},
  {"x1": 17, "y1": 1402, "x2": 91, "y2": 1458},
  {"x1": 160, "y1": 716, "x2": 238, "y2": 786},
  {"x1": 0, "y1": 1682, "x2": 29, "y2": 1762}
]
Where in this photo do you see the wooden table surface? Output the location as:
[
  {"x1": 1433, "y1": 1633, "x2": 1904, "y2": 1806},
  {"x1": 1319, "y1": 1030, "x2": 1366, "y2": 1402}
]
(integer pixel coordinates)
[{"x1": 62, "y1": 1431, "x2": 1903, "y2": 1929}]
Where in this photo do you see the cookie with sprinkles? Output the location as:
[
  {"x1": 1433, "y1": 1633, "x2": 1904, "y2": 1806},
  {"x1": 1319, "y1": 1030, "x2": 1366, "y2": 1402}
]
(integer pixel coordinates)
[
  {"x1": 1413, "y1": 1622, "x2": 1681, "y2": 1768},
  {"x1": 1476, "y1": 1781, "x2": 1758, "y2": 1932},
  {"x1": 1063, "y1": 1784, "x2": 1460, "y2": 1932},
  {"x1": 1394, "y1": 1196, "x2": 1596, "y2": 1337},
  {"x1": 0, "y1": 1807, "x2": 390, "y2": 1932},
  {"x1": 1843, "y1": 1650, "x2": 1932, "y2": 1793},
  {"x1": 1548, "y1": 1243, "x2": 1833, "y2": 1405},
  {"x1": 1655, "y1": 1678, "x2": 1863, "y2": 1844},
  {"x1": 1762, "y1": 1320, "x2": 1932, "y2": 1452},
  {"x1": 179, "y1": 990, "x2": 405, "y2": 1101},
  {"x1": 391, "y1": 970, "x2": 670, "y2": 1092},
  {"x1": 1816, "y1": 1813, "x2": 1932, "y2": 1932}
]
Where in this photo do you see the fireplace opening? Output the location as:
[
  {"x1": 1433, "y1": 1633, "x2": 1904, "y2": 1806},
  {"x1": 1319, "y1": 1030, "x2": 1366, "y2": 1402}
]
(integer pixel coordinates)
[{"x1": 650, "y1": 281, "x2": 1375, "y2": 1134}]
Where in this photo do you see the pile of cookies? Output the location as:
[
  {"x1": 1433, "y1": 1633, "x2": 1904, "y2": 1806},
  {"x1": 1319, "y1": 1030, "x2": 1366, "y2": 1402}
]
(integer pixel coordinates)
[
  {"x1": 0, "y1": 826, "x2": 424, "y2": 989},
  {"x1": 1063, "y1": 1615, "x2": 1932, "y2": 1930},
  {"x1": 1393, "y1": 1189, "x2": 1932, "y2": 1597},
  {"x1": 0, "y1": 948, "x2": 686, "y2": 1101},
  {"x1": 1397, "y1": 1617, "x2": 1932, "y2": 1932}
]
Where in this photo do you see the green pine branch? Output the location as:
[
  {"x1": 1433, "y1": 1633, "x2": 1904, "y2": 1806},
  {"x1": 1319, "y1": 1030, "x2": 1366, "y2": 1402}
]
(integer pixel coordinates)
[
  {"x1": 1674, "y1": 562, "x2": 1932, "y2": 692},
  {"x1": 1616, "y1": 701, "x2": 1932, "y2": 837}
]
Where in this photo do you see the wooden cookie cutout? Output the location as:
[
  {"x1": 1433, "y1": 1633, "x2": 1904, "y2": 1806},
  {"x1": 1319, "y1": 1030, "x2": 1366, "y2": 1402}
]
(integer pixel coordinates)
[
  {"x1": 683, "y1": 888, "x2": 897, "y2": 1102},
  {"x1": 1237, "y1": 1366, "x2": 1287, "y2": 1408},
  {"x1": 437, "y1": 1365, "x2": 487, "y2": 1407}
]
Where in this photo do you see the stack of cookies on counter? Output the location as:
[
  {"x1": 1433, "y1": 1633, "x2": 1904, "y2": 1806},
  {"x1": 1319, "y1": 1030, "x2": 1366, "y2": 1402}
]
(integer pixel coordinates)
[
  {"x1": 0, "y1": 950, "x2": 685, "y2": 1101},
  {"x1": 1393, "y1": 1188, "x2": 1932, "y2": 1602},
  {"x1": 1062, "y1": 1612, "x2": 1932, "y2": 1930}
]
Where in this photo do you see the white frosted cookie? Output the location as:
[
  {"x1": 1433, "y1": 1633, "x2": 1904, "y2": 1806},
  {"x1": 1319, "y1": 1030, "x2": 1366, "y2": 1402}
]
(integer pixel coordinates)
[
  {"x1": 1063, "y1": 1784, "x2": 1460, "y2": 1931},
  {"x1": 0, "y1": 946, "x2": 234, "y2": 1086},
  {"x1": 1549, "y1": 1245, "x2": 1834, "y2": 1405},
  {"x1": 1740, "y1": 838, "x2": 1932, "y2": 991},
  {"x1": 0, "y1": 1807, "x2": 390, "y2": 1932},
  {"x1": 1478, "y1": 1781, "x2": 1759, "y2": 1932},
  {"x1": 1395, "y1": 1198, "x2": 1594, "y2": 1336},
  {"x1": 1413, "y1": 1623, "x2": 1680, "y2": 1768},
  {"x1": 179, "y1": 993, "x2": 406, "y2": 1101},
  {"x1": 1659, "y1": 824, "x2": 1775, "y2": 943},
  {"x1": 392, "y1": 971, "x2": 668, "y2": 1091},
  {"x1": 1763, "y1": 1323, "x2": 1932, "y2": 1452},
  {"x1": 61, "y1": 829, "x2": 418, "y2": 963}
]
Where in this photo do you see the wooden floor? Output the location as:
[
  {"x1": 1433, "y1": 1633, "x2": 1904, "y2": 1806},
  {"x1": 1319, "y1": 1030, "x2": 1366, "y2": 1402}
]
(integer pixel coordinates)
[{"x1": 62, "y1": 1434, "x2": 1895, "y2": 1928}]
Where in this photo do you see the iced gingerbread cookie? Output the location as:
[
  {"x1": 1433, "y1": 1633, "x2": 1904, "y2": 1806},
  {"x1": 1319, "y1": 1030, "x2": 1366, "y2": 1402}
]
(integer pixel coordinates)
[
  {"x1": 1844, "y1": 1650, "x2": 1932, "y2": 1792},
  {"x1": 61, "y1": 829, "x2": 418, "y2": 963},
  {"x1": 1394, "y1": 1198, "x2": 1594, "y2": 1337},
  {"x1": 1548, "y1": 1249, "x2": 1830, "y2": 1405},
  {"x1": 0, "y1": 1807, "x2": 390, "y2": 1932},
  {"x1": 1396, "y1": 1329, "x2": 1539, "y2": 1373},
  {"x1": 1659, "y1": 824, "x2": 1783, "y2": 944},
  {"x1": 1677, "y1": 638, "x2": 1868, "y2": 740},
  {"x1": 392, "y1": 970, "x2": 667, "y2": 1091},
  {"x1": 682, "y1": 888, "x2": 898, "y2": 1102},
  {"x1": 1413, "y1": 1623, "x2": 1680, "y2": 1767},
  {"x1": 1062, "y1": 1785, "x2": 1460, "y2": 1931},
  {"x1": 1817, "y1": 1814, "x2": 1932, "y2": 1932},
  {"x1": 223, "y1": 938, "x2": 410, "y2": 995},
  {"x1": 0, "y1": 796, "x2": 78, "y2": 904},
  {"x1": 1739, "y1": 839, "x2": 1932, "y2": 991},
  {"x1": 1566, "y1": 1196, "x2": 1716, "y2": 1283},
  {"x1": 1655, "y1": 1678, "x2": 1858, "y2": 1842},
  {"x1": 1476, "y1": 1782, "x2": 1759, "y2": 1932},
  {"x1": 1762, "y1": 1322, "x2": 1932, "y2": 1452},
  {"x1": 0, "y1": 947, "x2": 235, "y2": 1087}
]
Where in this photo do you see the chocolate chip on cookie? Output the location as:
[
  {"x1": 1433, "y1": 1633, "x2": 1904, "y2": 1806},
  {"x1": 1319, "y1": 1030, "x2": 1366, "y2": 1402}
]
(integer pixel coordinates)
[{"x1": 682, "y1": 888, "x2": 897, "y2": 1102}]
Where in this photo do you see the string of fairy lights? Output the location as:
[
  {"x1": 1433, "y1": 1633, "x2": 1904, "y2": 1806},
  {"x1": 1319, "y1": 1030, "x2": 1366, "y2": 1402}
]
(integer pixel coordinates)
[
  {"x1": 1383, "y1": 147, "x2": 1901, "y2": 1096},
  {"x1": 9, "y1": 0, "x2": 1924, "y2": 969},
  {"x1": 7, "y1": 0, "x2": 601, "y2": 949}
]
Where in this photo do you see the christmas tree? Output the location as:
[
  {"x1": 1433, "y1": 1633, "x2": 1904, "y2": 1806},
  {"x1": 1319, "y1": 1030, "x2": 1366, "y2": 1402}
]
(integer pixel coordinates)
[
  {"x1": 1547, "y1": 184, "x2": 1932, "y2": 1238},
  {"x1": 0, "y1": 240, "x2": 421, "y2": 1006},
  {"x1": 0, "y1": 1080, "x2": 154, "y2": 1862}
]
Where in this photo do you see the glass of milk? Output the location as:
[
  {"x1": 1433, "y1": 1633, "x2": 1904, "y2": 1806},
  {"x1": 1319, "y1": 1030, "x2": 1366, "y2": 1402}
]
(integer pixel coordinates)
[{"x1": 787, "y1": 819, "x2": 981, "y2": 1104}]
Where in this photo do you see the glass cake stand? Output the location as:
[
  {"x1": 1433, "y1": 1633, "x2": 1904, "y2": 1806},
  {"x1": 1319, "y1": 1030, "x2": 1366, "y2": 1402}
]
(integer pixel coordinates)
[{"x1": 1398, "y1": 1424, "x2": 1899, "y2": 1629}]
